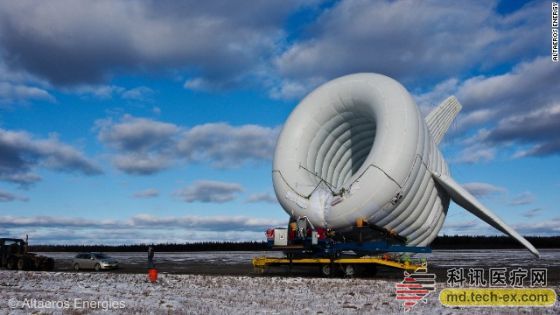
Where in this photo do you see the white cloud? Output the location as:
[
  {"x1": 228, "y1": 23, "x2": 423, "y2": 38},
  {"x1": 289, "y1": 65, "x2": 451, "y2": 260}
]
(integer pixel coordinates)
[
  {"x1": 0, "y1": 189, "x2": 28, "y2": 202},
  {"x1": 268, "y1": 78, "x2": 323, "y2": 100},
  {"x1": 112, "y1": 154, "x2": 171, "y2": 175},
  {"x1": 130, "y1": 213, "x2": 280, "y2": 231},
  {"x1": 457, "y1": 57, "x2": 558, "y2": 112},
  {"x1": 122, "y1": 86, "x2": 154, "y2": 101},
  {"x1": 174, "y1": 180, "x2": 243, "y2": 203},
  {"x1": 522, "y1": 208, "x2": 542, "y2": 219},
  {"x1": 453, "y1": 144, "x2": 496, "y2": 164},
  {"x1": 423, "y1": 56, "x2": 560, "y2": 162},
  {"x1": 132, "y1": 188, "x2": 159, "y2": 199},
  {"x1": 439, "y1": 219, "x2": 483, "y2": 235},
  {"x1": 246, "y1": 193, "x2": 277, "y2": 204},
  {"x1": 97, "y1": 115, "x2": 179, "y2": 152},
  {"x1": 0, "y1": 213, "x2": 285, "y2": 244},
  {"x1": 488, "y1": 103, "x2": 560, "y2": 158},
  {"x1": 0, "y1": 0, "x2": 309, "y2": 87},
  {"x1": 0, "y1": 82, "x2": 54, "y2": 104},
  {"x1": 183, "y1": 77, "x2": 239, "y2": 91},
  {"x1": 462, "y1": 182, "x2": 505, "y2": 198},
  {"x1": 0, "y1": 62, "x2": 54, "y2": 105},
  {"x1": 273, "y1": 0, "x2": 547, "y2": 99},
  {"x1": 513, "y1": 217, "x2": 560, "y2": 235},
  {"x1": 0, "y1": 128, "x2": 102, "y2": 186},
  {"x1": 177, "y1": 123, "x2": 280, "y2": 168},
  {"x1": 70, "y1": 84, "x2": 125, "y2": 99},
  {"x1": 509, "y1": 192, "x2": 535, "y2": 206},
  {"x1": 453, "y1": 109, "x2": 497, "y2": 132},
  {"x1": 96, "y1": 116, "x2": 280, "y2": 174},
  {"x1": 420, "y1": 56, "x2": 559, "y2": 128},
  {"x1": 96, "y1": 115, "x2": 179, "y2": 174}
]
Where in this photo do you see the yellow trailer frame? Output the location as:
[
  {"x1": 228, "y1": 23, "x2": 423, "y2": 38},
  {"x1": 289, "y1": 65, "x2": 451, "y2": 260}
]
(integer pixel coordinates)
[{"x1": 252, "y1": 256, "x2": 423, "y2": 272}]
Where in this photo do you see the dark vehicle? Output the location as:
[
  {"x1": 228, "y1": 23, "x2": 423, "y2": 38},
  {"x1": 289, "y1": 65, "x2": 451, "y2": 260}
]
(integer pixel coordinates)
[{"x1": 0, "y1": 238, "x2": 54, "y2": 271}]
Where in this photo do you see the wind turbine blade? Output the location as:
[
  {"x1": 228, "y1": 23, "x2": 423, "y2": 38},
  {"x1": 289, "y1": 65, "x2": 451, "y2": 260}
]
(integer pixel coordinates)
[{"x1": 432, "y1": 173, "x2": 540, "y2": 258}]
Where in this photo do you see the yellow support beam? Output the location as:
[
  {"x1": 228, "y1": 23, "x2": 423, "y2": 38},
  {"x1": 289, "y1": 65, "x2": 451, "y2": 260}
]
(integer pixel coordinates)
[{"x1": 252, "y1": 256, "x2": 420, "y2": 271}]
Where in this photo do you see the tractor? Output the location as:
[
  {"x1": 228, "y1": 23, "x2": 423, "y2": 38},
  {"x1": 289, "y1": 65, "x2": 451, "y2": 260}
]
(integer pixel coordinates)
[{"x1": 0, "y1": 238, "x2": 54, "y2": 271}]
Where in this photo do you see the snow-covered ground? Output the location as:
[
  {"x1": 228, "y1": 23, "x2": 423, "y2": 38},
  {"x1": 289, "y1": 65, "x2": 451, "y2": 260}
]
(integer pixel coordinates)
[
  {"x1": 38, "y1": 250, "x2": 284, "y2": 265},
  {"x1": 37, "y1": 249, "x2": 560, "y2": 267},
  {"x1": 0, "y1": 271, "x2": 557, "y2": 314}
]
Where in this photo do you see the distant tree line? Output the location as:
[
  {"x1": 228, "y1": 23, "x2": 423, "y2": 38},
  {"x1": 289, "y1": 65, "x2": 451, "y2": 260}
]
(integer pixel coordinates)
[
  {"x1": 430, "y1": 235, "x2": 560, "y2": 250},
  {"x1": 28, "y1": 235, "x2": 559, "y2": 252}
]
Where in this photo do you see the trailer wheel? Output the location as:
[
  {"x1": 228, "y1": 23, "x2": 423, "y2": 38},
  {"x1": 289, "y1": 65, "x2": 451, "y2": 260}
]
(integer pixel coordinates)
[
  {"x1": 364, "y1": 265, "x2": 377, "y2": 277},
  {"x1": 45, "y1": 259, "x2": 55, "y2": 271},
  {"x1": 343, "y1": 264, "x2": 356, "y2": 277},
  {"x1": 321, "y1": 264, "x2": 333, "y2": 277},
  {"x1": 6, "y1": 258, "x2": 16, "y2": 270}
]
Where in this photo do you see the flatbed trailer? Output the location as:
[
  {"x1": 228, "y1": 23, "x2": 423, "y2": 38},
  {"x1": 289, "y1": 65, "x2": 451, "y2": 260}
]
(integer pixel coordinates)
[
  {"x1": 252, "y1": 255, "x2": 426, "y2": 277},
  {"x1": 255, "y1": 217, "x2": 430, "y2": 277}
]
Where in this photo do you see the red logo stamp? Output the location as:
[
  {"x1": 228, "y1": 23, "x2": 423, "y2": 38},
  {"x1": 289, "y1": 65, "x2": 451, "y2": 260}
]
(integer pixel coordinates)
[{"x1": 395, "y1": 263, "x2": 436, "y2": 312}]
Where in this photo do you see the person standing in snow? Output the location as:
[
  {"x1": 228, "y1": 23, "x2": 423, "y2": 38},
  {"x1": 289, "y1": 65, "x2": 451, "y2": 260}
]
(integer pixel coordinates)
[{"x1": 148, "y1": 245, "x2": 155, "y2": 269}]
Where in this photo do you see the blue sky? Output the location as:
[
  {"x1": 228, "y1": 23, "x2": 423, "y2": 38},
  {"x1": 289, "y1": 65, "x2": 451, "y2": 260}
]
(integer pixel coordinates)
[{"x1": 0, "y1": 0, "x2": 558, "y2": 244}]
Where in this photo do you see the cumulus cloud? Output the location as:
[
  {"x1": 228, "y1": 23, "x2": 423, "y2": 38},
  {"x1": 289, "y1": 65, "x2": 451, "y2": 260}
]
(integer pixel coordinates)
[
  {"x1": 0, "y1": 0, "x2": 308, "y2": 88},
  {"x1": 420, "y1": 56, "x2": 559, "y2": 125},
  {"x1": 0, "y1": 62, "x2": 54, "y2": 105},
  {"x1": 96, "y1": 115, "x2": 179, "y2": 174},
  {"x1": 70, "y1": 85, "x2": 125, "y2": 99},
  {"x1": 509, "y1": 192, "x2": 535, "y2": 206},
  {"x1": 0, "y1": 189, "x2": 28, "y2": 202},
  {"x1": 269, "y1": 3, "x2": 557, "y2": 167},
  {"x1": 131, "y1": 214, "x2": 280, "y2": 231},
  {"x1": 416, "y1": 56, "x2": 560, "y2": 163},
  {"x1": 132, "y1": 188, "x2": 159, "y2": 199},
  {"x1": 462, "y1": 182, "x2": 505, "y2": 198},
  {"x1": 112, "y1": 154, "x2": 171, "y2": 175},
  {"x1": 273, "y1": 0, "x2": 547, "y2": 99},
  {"x1": 513, "y1": 217, "x2": 560, "y2": 235},
  {"x1": 96, "y1": 115, "x2": 279, "y2": 174},
  {"x1": 97, "y1": 115, "x2": 179, "y2": 151},
  {"x1": 0, "y1": 82, "x2": 54, "y2": 104},
  {"x1": 0, "y1": 128, "x2": 102, "y2": 186},
  {"x1": 62, "y1": 84, "x2": 157, "y2": 101},
  {"x1": 177, "y1": 123, "x2": 280, "y2": 168},
  {"x1": 0, "y1": 213, "x2": 281, "y2": 231},
  {"x1": 0, "y1": 215, "x2": 121, "y2": 229},
  {"x1": 246, "y1": 193, "x2": 277, "y2": 204},
  {"x1": 522, "y1": 208, "x2": 542, "y2": 219},
  {"x1": 0, "y1": 214, "x2": 285, "y2": 244},
  {"x1": 174, "y1": 180, "x2": 243, "y2": 203},
  {"x1": 439, "y1": 219, "x2": 483, "y2": 235},
  {"x1": 456, "y1": 57, "x2": 558, "y2": 113},
  {"x1": 459, "y1": 58, "x2": 560, "y2": 154},
  {"x1": 122, "y1": 86, "x2": 154, "y2": 101},
  {"x1": 183, "y1": 77, "x2": 241, "y2": 92},
  {"x1": 453, "y1": 144, "x2": 496, "y2": 164},
  {"x1": 488, "y1": 104, "x2": 560, "y2": 158}
]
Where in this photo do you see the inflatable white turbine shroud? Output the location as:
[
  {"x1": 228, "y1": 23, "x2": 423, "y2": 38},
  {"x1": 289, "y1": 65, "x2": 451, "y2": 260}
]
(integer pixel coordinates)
[{"x1": 272, "y1": 73, "x2": 539, "y2": 257}]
